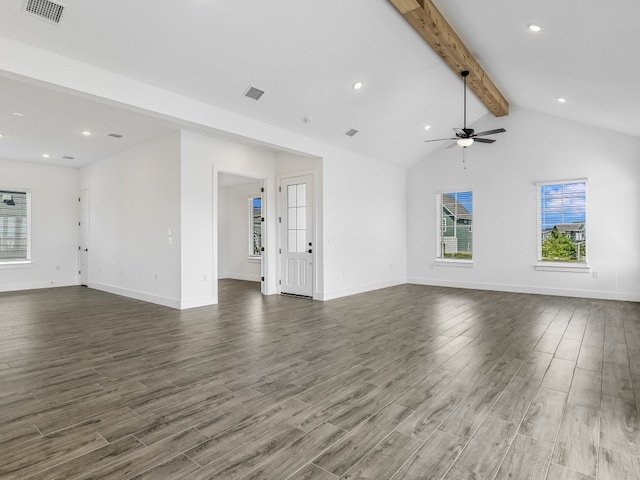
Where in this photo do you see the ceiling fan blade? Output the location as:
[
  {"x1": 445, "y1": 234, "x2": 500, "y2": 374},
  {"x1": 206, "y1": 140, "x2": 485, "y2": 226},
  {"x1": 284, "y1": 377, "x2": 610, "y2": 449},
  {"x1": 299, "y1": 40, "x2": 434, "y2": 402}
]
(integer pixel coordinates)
[
  {"x1": 453, "y1": 128, "x2": 466, "y2": 137},
  {"x1": 446, "y1": 141, "x2": 458, "y2": 149},
  {"x1": 424, "y1": 137, "x2": 457, "y2": 143},
  {"x1": 474, "y1": 128, "x2": 506, "y2": 137},
  {"x1": 474, "y1": 137, "x2": 496, "y2": 144}
]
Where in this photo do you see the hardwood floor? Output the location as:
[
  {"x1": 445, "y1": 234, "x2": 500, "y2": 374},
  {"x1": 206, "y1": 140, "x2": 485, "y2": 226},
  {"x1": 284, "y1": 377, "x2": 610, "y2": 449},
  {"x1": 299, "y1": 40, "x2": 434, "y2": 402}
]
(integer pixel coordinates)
[{"x1": 0, "y1": 280, "x2": 639, "y2": 479}]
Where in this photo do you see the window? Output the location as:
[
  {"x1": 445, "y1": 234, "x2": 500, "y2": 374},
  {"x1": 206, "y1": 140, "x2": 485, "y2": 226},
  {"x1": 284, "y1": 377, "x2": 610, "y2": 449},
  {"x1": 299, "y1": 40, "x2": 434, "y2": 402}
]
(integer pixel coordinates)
[
  {"x1": 248, "y1": 196, "x2": 262, "y2": 258},
  {"x1": 538, "y1": 180, "x2": 587, "y2": 264},
  {"x1": 287, "y1": 183, "x2": 307, "y2": 253},
  {"x1": 437, "y1": 191, "x2": 472, "y2": 260},
  {"x1": 0, "y1": 190, "x2": 30, "y2": 262}
]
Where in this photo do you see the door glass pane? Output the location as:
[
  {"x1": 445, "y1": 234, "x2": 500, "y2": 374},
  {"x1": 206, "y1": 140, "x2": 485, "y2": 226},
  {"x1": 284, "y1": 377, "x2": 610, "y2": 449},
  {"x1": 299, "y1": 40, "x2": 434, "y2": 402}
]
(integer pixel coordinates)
[
  {"x1": 288, "y1": 207, "x2": 297, "y2": 230},
  {"x1": 288, "y1": 230, "x2": 297, "y2": 253},
  {"x1": 296, "y1": 184, "x2": 306, "y2": 207},
  {"x1": 297, "y1": 230, "x2": 306, "y2": 253},
  {"x1": 296, "y1": 206, "x2": 306, "y2": 229},
  {"x1": 288, "y1": 185, "x2": 297, "y2": 207}
]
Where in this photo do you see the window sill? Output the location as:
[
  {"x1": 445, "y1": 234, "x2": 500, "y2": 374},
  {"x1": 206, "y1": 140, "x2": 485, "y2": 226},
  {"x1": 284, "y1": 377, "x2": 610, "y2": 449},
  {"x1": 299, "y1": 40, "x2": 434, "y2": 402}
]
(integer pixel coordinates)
[
  {"x1": 535, "y1": 262, "x2": 590, "y2": 273},
  {"x1": 433, "y1": 259, "x2": 475, "y2": 268},
  {"x1": 0, "y1": 260, "x2": 32, "y2": 269}
]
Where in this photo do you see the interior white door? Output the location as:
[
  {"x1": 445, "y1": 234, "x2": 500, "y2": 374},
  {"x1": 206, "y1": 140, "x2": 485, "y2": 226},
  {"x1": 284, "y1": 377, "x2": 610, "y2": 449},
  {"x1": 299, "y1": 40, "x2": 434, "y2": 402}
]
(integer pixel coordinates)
[
  {"x1": 280, "y1": 175, "x2": 313, "y2": 297},
  {"x1": 78, "y1": 189, "x2": 89, "y2": 286}
]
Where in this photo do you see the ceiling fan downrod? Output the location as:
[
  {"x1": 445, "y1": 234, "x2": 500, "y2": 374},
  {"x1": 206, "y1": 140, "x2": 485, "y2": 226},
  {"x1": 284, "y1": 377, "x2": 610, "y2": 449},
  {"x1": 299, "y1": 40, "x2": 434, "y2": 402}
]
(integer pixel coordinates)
[{"x1": 461, "y1": 70, "x2": 469, "y2": 129}]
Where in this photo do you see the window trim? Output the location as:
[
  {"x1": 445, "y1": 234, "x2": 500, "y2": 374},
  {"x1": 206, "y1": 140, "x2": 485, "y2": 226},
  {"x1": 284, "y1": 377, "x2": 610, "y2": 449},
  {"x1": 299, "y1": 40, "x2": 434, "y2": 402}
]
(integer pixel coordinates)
[
  {"x1": 0, "y1": 188, "x2": 32, "y2": 264},
  {"x1": 436, "y1": 189, "x2": 473, "y2": 265},
  {"x1": 535, "y1": 179, "x2": 589, "y2": 272}
]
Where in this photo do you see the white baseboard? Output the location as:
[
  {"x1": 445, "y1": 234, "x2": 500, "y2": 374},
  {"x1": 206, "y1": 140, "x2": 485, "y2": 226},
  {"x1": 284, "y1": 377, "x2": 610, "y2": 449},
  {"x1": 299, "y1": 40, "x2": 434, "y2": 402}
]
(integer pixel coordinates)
[
  {"x1": 222, "y1": 273, "x2": 261, "y2": 282},
  {"x1": 0, "y1": 278, "x2": 78, "y2": 292},
  {"x1": 407, "y1": 277, "x2": 640, "y2": 302},
  {"x1": 88, "y1": 282, "x2": 181, "y2": 309},
  {"x1": 318, "y1": 278, "x2": 407, "y2": 301},
  {"x1": 180, "y1": 296, "x2": 217, "y2": 309}
]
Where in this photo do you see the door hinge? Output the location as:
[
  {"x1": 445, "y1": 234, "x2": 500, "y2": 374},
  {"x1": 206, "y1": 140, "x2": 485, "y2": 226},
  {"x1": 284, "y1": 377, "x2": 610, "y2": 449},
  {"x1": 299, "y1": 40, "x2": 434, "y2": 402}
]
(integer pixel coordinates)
[
  {"x1": 279, "y1": 186, "x2": 282, "y2": 193},
  {"x1": 279, "y1": 248, "x2": 282, "y2": 254},
  {"x1": 261, "y1": 247, "x2": 265, "y2": 252},
  {"x1": 279, "y1": 217, "x2": 281, "y2": 223},
  {"x1": 261, "y1": 187, "x2": 264, "y2": 193},
  {"x1": 78, "y1": 246, "x2": 81, "y2": 251},
  {"x1": 279, "y1": 279, "x2": 281, "y2": 285},
  {"x1": 261, "y1": 276, "x2": 265, "y2": 282},
  {"x1": 78, "y1": 222, "x2": 81, "y2": 226},
  {"x1": 78, "y1": 197, "x2": 81, "y2": 202},
  {"x1": 78, "y1": 270, "x2": 81, "y2": 275},
  {"x1": 261, "y1": 217, "x2": 265, "y2": 222}
]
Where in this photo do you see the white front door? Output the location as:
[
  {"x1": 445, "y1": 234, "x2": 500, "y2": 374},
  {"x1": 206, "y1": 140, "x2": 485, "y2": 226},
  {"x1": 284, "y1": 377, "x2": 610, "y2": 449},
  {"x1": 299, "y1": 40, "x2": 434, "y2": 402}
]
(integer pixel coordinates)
[
  {"x1": 78, "y1": 189, "x2": 89, "y2": 286},
  {"x1": 280, "y1": 175, "x2": 313, "y2": 297}
]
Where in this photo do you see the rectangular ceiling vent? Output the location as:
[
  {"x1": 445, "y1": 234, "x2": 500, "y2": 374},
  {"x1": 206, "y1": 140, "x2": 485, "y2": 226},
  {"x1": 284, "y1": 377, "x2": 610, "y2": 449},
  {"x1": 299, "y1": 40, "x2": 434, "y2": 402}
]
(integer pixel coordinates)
[
  {"x1": 62, "y1": 155, "x2": 75, "y2": 160},
  {"x1": 243, "y1": 86, "x2": 265, "y2": 101},
  {"x1": 24, "y1": 0, "x2": 66, "y2": 25},
  {"x1": 345, "y1": 128, "x2": 359, "y2": 137},
  {"x1": 107, "y1": 133, "x2": 123, "y2": 138}
]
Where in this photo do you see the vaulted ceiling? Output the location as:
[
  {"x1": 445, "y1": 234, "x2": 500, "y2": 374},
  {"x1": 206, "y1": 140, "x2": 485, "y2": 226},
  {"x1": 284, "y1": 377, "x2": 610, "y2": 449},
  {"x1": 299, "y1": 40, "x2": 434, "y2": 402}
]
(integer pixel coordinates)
[{"x1": 0, "y1": 0, "x2": 638, "y2": 168}]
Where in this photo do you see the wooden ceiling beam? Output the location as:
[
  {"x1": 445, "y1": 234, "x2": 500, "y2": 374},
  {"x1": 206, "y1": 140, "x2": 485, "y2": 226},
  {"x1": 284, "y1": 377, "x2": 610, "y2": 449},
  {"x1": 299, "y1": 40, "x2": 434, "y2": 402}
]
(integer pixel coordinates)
[{"x1": 388, "y1": 0, "x2": 509, "y2": 117}]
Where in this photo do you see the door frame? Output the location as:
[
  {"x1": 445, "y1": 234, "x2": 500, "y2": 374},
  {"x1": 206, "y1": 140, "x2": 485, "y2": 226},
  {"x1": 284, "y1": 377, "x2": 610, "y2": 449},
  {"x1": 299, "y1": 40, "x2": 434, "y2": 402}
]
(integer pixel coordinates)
[
  {"x1": 277, "y1": 170, "x2": 317, "y2": 298},
  {"x1": 78, "y1": 188, "x2": 90, "y2": 286},
  {"x1": 213, "y1": 169, "x2": 271, "y2": 303}
]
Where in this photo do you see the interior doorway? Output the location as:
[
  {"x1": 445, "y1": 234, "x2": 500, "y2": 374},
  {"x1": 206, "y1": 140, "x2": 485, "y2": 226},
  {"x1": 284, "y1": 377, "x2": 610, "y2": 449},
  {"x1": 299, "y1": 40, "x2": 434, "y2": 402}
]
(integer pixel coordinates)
[{"x1": 217, "y1": 172, "x2": 265, "y2": 295}]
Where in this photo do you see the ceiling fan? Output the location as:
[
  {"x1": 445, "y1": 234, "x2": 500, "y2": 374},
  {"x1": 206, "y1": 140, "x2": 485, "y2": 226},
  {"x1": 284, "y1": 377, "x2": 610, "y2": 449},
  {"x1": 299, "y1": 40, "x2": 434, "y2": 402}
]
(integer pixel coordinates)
[{"x1": 425, "y1": 70, "x2": 506, "y2": 149}]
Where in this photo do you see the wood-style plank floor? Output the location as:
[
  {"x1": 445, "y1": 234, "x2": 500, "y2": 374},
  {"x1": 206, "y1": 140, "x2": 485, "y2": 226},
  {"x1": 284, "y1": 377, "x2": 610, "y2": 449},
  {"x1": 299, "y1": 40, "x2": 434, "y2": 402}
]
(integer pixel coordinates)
[{"x1": 1, "y1": 280, "x2": 639, "y2": 479}]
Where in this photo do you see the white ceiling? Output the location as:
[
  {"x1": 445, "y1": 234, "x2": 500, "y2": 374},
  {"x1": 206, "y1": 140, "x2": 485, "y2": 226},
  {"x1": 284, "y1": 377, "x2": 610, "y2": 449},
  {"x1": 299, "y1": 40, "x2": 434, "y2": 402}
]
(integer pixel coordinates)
[{"x1": 0, "y1": 0, "x2": 638, "y2": 169}]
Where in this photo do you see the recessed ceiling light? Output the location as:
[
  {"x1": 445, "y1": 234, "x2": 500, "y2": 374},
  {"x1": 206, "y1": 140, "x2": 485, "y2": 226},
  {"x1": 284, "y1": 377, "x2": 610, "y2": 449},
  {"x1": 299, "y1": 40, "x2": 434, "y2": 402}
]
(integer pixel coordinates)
[
  {"x1": 42, "y1": 154, "x2": 50, "y2": 158},
  {"x1": 528, "y1": 24, "x2": 542, "y2": 32},
  {"x1": 557, "y1": 97, "x2": 567, "y2": 103},
  {"x1": 12, "y1": 112, "x2": 23, "y2": 117},
  {"x1": 0, "y1": 134, "x2": 3, "y2": 138},
  {"x1": 424, "y1": 125, "x2": 431, "y2": 131},
  {"x1": 82, "y1": 131, "x2": 92, "y2": 136},
  {"x1": 353, "y1": 82, "x2": 363, "y2": 90}
]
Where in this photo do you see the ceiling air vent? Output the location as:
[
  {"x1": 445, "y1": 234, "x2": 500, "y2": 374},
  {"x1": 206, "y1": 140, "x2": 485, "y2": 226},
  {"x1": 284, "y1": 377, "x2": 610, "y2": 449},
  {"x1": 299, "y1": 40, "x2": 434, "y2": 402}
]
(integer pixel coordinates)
[
  {"x1": 345, "y1": 128, "x2": 359, "y2": 137},
  {"x1": 23, "y1": 0, "x2": 66, "y2": 25},
  {"x1": 62, "y1": 155, "x2": 75, "y2": 160},
  {"x1": 243, "y1": 86, "x2": 265, "y2": 101},
  {"x1": 107, "y1": 133, "x2": 123, "y2": 138}
]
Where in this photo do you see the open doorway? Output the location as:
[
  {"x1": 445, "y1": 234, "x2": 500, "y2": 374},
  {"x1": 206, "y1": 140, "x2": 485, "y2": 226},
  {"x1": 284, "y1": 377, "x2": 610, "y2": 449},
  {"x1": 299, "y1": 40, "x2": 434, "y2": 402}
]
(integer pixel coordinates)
[{"x1": 218, "y1": 172, "x2": 265, "y2": 297}]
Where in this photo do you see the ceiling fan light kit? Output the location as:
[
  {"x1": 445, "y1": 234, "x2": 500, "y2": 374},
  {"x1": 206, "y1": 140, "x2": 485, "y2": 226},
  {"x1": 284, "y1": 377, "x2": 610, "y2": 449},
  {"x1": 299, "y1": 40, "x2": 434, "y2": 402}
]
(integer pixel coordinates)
[{"x1": 425, "y1": 70, "x2": 506, "y2": 155}]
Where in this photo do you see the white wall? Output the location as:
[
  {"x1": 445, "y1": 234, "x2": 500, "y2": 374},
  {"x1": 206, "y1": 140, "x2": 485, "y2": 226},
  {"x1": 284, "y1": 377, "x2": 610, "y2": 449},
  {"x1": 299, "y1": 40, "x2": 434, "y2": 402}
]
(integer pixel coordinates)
[
  {"x1": 321, "y1": 151, "x2": 407, "y2": 300},
  {"x1": 218, "y1": 181, "x2": 262, "y2": 281},
  {"x1": 0, "y1": 158, "x2": 79, "y2": 291},
  {"x1": 408, "y1": 106, "x2": 640, "y2": 301},
  {"x1": 80, "y1": 132, "x2": 182, "y2": 307}
]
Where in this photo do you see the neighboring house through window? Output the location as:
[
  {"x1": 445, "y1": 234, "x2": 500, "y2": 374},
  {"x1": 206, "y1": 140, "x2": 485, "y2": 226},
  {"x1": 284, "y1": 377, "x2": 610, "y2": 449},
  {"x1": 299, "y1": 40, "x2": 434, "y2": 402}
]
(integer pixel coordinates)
[
  {"x1": 249, "y1": 196, "x2": 262, "y2": 258},
  {"x1": 437, "y1": 191, "x2": 472, "y2": 260},
  {"x1": 0, "y1": 190, "x2": 30, "y2": 263},
  {"x1": 538, "y1": 180, "x2": 587, "y2": 264}
]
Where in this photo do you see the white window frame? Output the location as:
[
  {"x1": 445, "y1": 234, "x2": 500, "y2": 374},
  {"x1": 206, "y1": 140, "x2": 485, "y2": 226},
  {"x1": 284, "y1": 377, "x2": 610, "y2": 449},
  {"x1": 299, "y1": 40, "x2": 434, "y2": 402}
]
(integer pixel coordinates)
[
  {"x1": 248, "y1": 195, "x2": 262, "y2": 260},
  {"x1": 0, "y1": 189, "x2": 32, "y2": 267},
  {"x1": 434, "y1": 190, "x2": 474, "y2": 268},
  {"x1": 535, "y1": 179, "x2": 590, "y2": 273}
]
